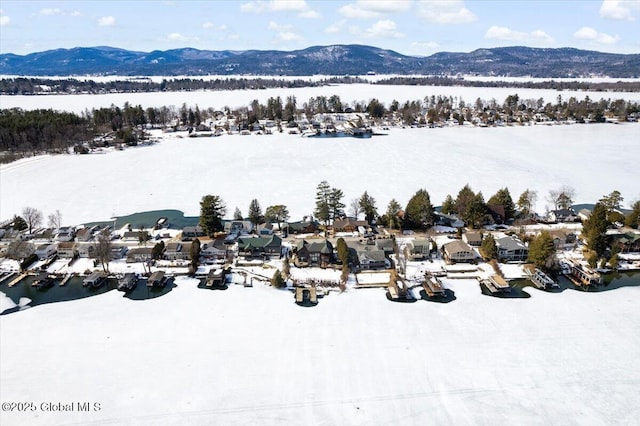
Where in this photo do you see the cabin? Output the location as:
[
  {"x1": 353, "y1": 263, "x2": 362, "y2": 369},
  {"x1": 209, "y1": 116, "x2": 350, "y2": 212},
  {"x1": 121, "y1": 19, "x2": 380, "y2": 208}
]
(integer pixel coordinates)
[
  {"x1": 496, "y1": 236, "x2": 529, "y2": 262},
  {"x1": 442, "y1": 240, "x2": 476, "y2": 264},
  {"x1": 35, "y1": 243, "x2": 57, "y2": 260},
  {"x1": 462, "y1": 231, "x2": 483, "y2": 247},
  {"x1": 147, "y1": 271, "x2": 167, "y2": 287}
]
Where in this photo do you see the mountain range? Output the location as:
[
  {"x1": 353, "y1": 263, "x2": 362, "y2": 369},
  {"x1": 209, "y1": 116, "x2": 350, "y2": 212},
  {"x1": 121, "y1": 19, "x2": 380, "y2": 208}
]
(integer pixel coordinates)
[{"x1": 1, "y1": 45, "x2": 639, "y2": 77}]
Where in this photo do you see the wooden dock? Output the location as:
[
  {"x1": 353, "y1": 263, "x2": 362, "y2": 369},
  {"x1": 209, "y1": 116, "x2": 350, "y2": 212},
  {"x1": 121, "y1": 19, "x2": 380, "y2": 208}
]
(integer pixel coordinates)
[
  {"x1": 59, "y1": 273, "x2": 74, "y2": 286},
  {"x1": 0, "y1": 272, "x2": 17, "y2": 285},
  {"x1": 8, "y1": 273, "x2": 27, "y2": 287}
]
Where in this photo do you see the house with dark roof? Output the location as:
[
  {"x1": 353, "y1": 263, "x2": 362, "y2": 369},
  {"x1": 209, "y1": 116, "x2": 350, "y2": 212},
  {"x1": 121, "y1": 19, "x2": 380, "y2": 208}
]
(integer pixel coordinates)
[
  {"x1": 237, "y1": 235, "x2": 282, "y2": 259},
  {"x1": 496, "y1": 236, "x2": 529, "y2": 262},
  {"x1": 287, "y1": 221, "x2": 319, "y2": 235},
  {"x1": 182, "y1": 225, "x2": 205, "y2": 240},
  {"x1": 294, "y1": 239, "x2": 334, "y2": 267},
  {"x1": 164, "y1": 242, "x2": 192, "y2": 261},
  {"x1": 548, "y1": 209, "x2": 577, "y2": 223},
  {"x1": 201, "y1": 237, "x2": 228, "y2": 261},
  {"x1": 375, "y1": 238, "x2": 395, "y2": 257}
]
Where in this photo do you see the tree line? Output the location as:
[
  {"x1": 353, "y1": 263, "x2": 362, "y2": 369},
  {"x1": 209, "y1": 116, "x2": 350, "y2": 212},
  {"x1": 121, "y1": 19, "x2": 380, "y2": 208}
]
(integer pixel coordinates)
[{"x1": 4, "y1": 76, "x2": 640, "y2": 96}]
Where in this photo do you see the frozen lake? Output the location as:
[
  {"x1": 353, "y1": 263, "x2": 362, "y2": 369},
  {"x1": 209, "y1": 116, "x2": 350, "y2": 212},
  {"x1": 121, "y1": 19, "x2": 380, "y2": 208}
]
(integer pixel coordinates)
[{"x1": 1, "y1": 124, "x2": 639, "y2": 226}]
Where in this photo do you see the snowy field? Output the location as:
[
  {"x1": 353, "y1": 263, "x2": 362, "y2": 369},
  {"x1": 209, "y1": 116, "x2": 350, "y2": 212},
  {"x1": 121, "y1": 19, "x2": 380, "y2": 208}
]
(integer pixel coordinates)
[
  {"x1": 1, "y1": 278, "x2": 639, "y2": 426},
  {"x1": 1, "y1": 124, "x2": 639, "y2": 226},
  {"x1": 3, "y1": 83, "x2": 640, "y2": 114}
]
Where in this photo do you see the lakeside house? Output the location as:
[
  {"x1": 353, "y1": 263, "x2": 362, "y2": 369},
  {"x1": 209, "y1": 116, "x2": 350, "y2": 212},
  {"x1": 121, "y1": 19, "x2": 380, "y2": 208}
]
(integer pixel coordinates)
[
  {"x1": 496, "y1": 236, "x2": 529, "y2": 262},
  {"x1": 462, "y1": 231, "x2": 483, "y2": 247},
  {"x1": 294, "y1": 239, "x2": 334, "y2": 267},
  {"x1": 237, "y1": 235, "x2": 282, "y2": 259},
  {"x1": 127, "y1": 247, "x2": 154, "y2": 263},
  {"x1": 164, "y1": 242, "x2": 192, "y2": 261},
  {"x1": 442, "y1": 240, "x2": 476, "y2": 264},
  {"x1": 35, "y1": 243, "x2": 57, "y2": 260},
  {"x1": 404, "y1": 238, "x2": 431, "y2": 261}
]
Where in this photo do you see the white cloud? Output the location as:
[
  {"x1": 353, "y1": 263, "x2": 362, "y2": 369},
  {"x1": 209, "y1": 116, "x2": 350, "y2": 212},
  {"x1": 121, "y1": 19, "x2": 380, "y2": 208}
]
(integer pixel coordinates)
[
  {"x1": 325, "y1": 20, "x2": 346, "y2": 33},
  {"x1": 98, "y1": 16, "x2": 115, "y2": 27},
  {"x1": 202, "y1": 21, "x2": 214, "y2": 29},
  {"x1": 0, "y1": 14, "x2": 9, "y2": 27},
  {"x1": 40, "y1": 8, "x2": 62, "y2": 16},
  {"x1": 339, "y1": 0, "x2": 412, "y2": 18},
  {"x1": 167, "y1": 32, "x2": 187, "y2": 41},
  {"x1": 339, "y1": 4, "x2": 383, "y2": 19},
  {"x1": 270, "y1": 0, "x2": 308, "y2": 12},
  {"x1": 418, "y1": 0, "x2": 477, "y2": 24},
  {"x1": 299, "y1": 9, "x2": 320, "y2": 18},
  {"x1": 70, "y1": 11, "x2": 81, "y2": 17},
  {"x1": 599, "y1": 0, "x2": 637, "y2": 21},
  {"x1": 485, "y1": 26, "x2": 554, "y2": 44},
  {"x1": 267, "y1": 20, "x2": 302, "y2": 42},
  {"x1": 241, "y1": 0, "x2": 318, "y2": 17},
  {"x1": 363, "y1": 19, "x2": 404, "y2": 39},
  {"x1": 574, "y1": 26, "x2": 619, "y2": 44}
]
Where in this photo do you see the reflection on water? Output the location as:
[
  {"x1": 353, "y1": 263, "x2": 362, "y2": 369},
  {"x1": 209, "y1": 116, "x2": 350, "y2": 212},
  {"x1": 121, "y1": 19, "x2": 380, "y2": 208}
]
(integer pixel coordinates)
[{"x1": 511, "y1": 271, "x2": 640, "y2": 293}]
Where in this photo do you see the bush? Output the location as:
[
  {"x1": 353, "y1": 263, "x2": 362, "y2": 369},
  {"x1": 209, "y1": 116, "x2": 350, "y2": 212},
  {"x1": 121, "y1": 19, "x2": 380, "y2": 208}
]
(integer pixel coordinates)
[{"x1": 271, "y1": 270, "x2": 285, "y2": 288}]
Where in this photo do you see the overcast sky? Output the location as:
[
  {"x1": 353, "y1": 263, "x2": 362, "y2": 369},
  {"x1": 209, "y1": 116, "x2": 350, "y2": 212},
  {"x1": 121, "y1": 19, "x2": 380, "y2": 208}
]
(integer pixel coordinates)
[{"x1": 1, "y1": 0, "x2": 639, "y2": 56}]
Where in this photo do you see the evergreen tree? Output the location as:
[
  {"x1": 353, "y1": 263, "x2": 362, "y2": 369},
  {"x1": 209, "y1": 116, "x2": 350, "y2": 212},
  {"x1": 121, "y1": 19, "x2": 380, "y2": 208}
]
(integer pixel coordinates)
[
  {"x1": 527, "y1": 231, "x2": 556, "y2": 270},
  {"x1": 233, "y1": 207, "x2": 243, "y2": 220},
  {"x1": 336, "y1": 237, "x2": 349, "y2": 265},
  {"x1": 625, "y1": 200, "x2": 640, "y2": 229},
  {"x1": 548, "y1": 186, "x2": 575, "y2": 210},
  {"x1": 441, "y1": 194, "x2": 455, "y2": 215},
  {"x1": 152, "y1": 241, "x2": 165, "y2": 260},
  {"x1": 11, "y1": 215, "x2": 28, "y2": 231},
  {"x1": 359, "y1": 191, "x2": 378, "y2": 223},
  {"x1": 386, "y1": 199, "x2": 402, "y2": 229},
  {"x1": 314, "y1": 181, "x2": 331, "y2": 225},
  {"x1": 199, "y1": 195, "x2": 226, "y2": 236},
  {"x1": 517, "y1": 189, "x2": 537, "y2": 218},
  {"x1": 190, "y1": 238, "x2": 201, "y2": 273},
  {"x1": 329, "y1": 187, "x2": 345, "y2": 221},
  {"x1": 582, "y1": 202, "x2": 609, "y2": 257},
  {"x1": 248, "y1": 199, "x2": 264, "y2": 229},
  {"x1": 454, "y1": 184, "x2": 475, "y2": 217},
  {"x1": 487, "y1": 187, "x2": 516, "y2": 220},
  {"x1": 404, "y1": 189, "x2": 434, "y2": 230},
  {"x1": 463, "y1": 192, "x2": 487, "y2": 229},
  {"x1": 600, "y1": 190, "x2": 624, "y2": 211},
  {"x1": 480, "y1": 233, "x2": 497, "y2": 260}
]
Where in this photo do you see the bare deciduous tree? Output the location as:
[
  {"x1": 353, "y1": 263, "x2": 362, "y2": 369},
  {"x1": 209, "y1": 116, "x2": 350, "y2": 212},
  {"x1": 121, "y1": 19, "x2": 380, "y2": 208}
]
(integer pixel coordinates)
[
  {"x1": 22, "y1": 206, "x2": 43, "y2": 234},
  {"x1": 94, "y1": 231, "x2": 112, "y2": 274},
  {"x1": 349, "y1": 198, "x2": 361, "y2": 219},
  {"x1": 47, "y1": 210, "x2": 62, "y2": 231}
]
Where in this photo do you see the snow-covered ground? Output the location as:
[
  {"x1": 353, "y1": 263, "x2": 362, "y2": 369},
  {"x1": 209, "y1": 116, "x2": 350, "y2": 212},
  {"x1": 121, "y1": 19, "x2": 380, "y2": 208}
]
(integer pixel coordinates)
[
  {"x1": 3, "y1": 83, "x2": 640, "y2": 114},
  {"x1": 1, "y1": 277, "x2": 639, "y2": 426},
  {"x1": 2, "y1": 124, "x2": 639, "y2": 226}
]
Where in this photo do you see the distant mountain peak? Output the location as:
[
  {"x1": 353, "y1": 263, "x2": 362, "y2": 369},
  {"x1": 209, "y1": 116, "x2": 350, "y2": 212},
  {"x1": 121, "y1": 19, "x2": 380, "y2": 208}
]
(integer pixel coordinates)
[{"x1": 1, "y1": 45, "x2": 638, "y2": 77}]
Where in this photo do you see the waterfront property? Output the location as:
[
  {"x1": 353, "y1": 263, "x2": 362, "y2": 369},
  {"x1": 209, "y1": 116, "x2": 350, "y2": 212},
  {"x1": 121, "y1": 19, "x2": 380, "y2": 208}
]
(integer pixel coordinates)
[{"x1": 442, "y1": 240, "x2": 476, "y2": 264}]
